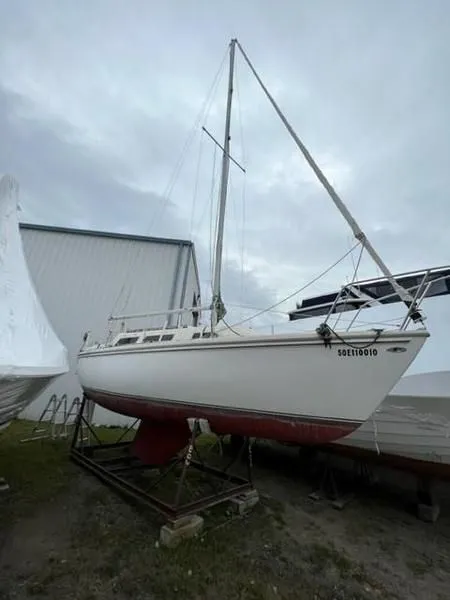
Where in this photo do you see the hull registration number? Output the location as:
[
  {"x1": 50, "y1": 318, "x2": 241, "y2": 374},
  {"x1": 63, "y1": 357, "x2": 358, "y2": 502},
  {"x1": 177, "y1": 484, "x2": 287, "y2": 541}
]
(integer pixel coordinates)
[{"x1": 338, "y1": 348, "x2": 378, "y2": 357}]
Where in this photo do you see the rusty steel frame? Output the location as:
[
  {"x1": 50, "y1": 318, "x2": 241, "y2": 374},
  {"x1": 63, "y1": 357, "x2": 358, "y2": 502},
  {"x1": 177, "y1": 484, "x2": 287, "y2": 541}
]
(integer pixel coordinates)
[{"x1": 70, "y1": 395, "x2": 254, "y2": 521}]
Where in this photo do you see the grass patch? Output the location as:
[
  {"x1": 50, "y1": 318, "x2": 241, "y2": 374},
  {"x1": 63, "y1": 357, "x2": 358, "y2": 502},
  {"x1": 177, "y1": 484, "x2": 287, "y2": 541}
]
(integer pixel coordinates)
[
  {"x1": 0, "y1": 419, "x2": 139, "y2": 524},
  {"x1": 26, "y1": 505, "x2": 353, "y2": 600},
  {"x1": 0, "y1": 419, "x2": 76, "y2": 525},
  {"x1": 20, "y1": 494, "x2": 306, "y2": 600}
]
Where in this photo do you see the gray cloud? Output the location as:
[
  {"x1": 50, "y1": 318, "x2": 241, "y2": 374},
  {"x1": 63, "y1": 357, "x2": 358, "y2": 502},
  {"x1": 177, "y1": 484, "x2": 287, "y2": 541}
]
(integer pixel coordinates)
[
  {"x1": 1, "y1": 0, "x2": 450, "y2": 351},
  {"x1": 0, "y1": 87, "x2": 183, "y2": 233}
]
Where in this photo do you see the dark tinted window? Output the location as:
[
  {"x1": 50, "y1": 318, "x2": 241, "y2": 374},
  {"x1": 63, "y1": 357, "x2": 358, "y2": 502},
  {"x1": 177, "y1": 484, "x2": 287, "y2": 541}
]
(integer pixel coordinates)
[
  {"x1": 115, "y1": 336, "x2": 138, "y2": 346},
  {"x1": 143, "y1": 335, "x2": 160, "y2": 343}
]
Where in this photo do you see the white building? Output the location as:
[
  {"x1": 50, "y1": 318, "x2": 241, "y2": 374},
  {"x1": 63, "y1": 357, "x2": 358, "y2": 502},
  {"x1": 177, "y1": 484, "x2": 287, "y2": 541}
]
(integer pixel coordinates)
[{"x1": 19, "y1": 223, "x2": 201, "y2": 425}]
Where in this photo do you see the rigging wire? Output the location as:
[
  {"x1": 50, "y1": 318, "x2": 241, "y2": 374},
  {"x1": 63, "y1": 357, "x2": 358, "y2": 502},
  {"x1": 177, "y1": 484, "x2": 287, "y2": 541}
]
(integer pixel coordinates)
[
  {"x1": 147, "y1": 46, "x2": 229, "y2": 235},
  {"x1": 109, "y1": 46, "x2": 229, "y2": 321},
  {"x1": 208, "y1": 51, "x2": 248, "y2": 322},
  {"x1": 348, "y1": 233, "x2": 356, "y2": 276},
  {"x1": 222, "y1": 311, "x2": 410, "y2": 332},
  {"x1": 225, "y1": 300, "x2": 406, "y2": 325},
  {"x1": 209, "y1": 144, "x2": 220, "y2": 288},
  {"x1": 225, "y1": 301, "x2": 287, "y2": 315},
  {"x1": 239, "y1": 177, "x2": 247, "y2": 310},
  {"x1": 332, "y1": 241, "x2": 365, "y2": 329},
  {"x1": 212, "y1": 194, "x2": 221, "y2": 297},
  {"x1": 229, "y1": 168, "x2": 243, "y2": 280},
  {"x1": 352, "y1": 240, "x2": 365, "y2": 280},
  {"x1": 235, "y1": 57, "x2": 247, "y2": 310},
  {"x1": 222, "y1": 318, "x2": 243, "y2": 336},
  {"x1": 189, "y1": 130, "x2": 205, "y2": 238},
  {"x1": 191, "y1": 138, "x2": 218, "y2": 242},
  {"x1": 229, "y1": 241, "x2": 361, "y2": 327}
]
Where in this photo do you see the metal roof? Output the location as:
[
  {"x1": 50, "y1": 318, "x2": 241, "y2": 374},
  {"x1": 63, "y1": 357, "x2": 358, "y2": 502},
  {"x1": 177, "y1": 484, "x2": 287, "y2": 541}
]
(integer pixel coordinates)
[{"x1": 19, "y1": 222, "x2": 193, "y2": 247}]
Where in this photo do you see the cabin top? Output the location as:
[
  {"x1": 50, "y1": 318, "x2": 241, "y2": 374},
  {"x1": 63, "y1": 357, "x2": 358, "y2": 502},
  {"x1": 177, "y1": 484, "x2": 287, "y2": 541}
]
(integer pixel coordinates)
[{"x1": 110, "y1": 325, "x2": 253, "y2": 347}]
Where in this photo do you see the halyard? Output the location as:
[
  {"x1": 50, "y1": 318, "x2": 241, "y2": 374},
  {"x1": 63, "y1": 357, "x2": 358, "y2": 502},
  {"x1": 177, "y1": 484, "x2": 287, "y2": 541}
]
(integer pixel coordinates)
[{"x1": 1, "y1": 421, "x2": 449, "y2": 600}]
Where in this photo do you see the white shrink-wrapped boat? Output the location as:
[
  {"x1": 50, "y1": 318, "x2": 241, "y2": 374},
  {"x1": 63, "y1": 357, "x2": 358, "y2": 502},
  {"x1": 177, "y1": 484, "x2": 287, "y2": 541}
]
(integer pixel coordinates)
[
  {"x1": 335, "y1": 370, "x2": 450, "y2": 473},
  {"x1": 0, "y1": 174, "x2": 69, "y2": 430}
]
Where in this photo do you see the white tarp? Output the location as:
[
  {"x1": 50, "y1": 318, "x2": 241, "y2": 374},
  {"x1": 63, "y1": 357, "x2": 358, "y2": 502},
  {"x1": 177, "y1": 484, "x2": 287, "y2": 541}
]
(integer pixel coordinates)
[
  {"x1": 390, "y1": 370, "x2": 450, "y2": 399},
  {"x1": 0, "y1": 174, "x2": 69, "y2": 376}
]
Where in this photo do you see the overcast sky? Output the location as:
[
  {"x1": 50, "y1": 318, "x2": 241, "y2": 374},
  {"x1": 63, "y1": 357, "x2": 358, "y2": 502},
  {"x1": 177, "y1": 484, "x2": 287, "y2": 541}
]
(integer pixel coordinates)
[{"x1": 1, "y1": 0, "x2": 450, "y2": 371}]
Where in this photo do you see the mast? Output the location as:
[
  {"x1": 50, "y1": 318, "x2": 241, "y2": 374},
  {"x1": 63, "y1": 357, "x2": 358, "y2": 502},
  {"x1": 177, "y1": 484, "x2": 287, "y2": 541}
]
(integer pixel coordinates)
[
  {"x1": 210, "y1": 38, "x2": 237, "y2": 329},
  {"x1": 235, "y1": 40, "x2": 423, "y2": 320}
]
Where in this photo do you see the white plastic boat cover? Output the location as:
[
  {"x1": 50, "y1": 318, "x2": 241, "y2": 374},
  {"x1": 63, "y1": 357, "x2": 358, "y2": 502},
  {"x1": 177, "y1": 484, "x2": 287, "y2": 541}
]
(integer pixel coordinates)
[
  {"x1": 390, "y1": 370, "x2": 450, "y2": 399},
  {"x1": 0, "y1": 174, "x2": 69, "y2": 377}
]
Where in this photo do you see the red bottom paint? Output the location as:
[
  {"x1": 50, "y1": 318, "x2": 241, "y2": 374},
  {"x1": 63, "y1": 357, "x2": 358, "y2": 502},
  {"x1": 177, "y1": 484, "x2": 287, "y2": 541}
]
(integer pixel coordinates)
[
  {"x1": 87, "y1": 389, "x2": 360, "y2": 448},
  {"x1": 132, "y1": 419, "x2": 191, "y2": 465}
]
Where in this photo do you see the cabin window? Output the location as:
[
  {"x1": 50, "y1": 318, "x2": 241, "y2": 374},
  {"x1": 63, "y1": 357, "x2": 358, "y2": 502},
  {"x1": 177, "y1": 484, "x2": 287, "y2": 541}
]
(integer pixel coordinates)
[
  {"x1": 161, "y1": 334, "x2": 174, "y2": 342},
  {"x1": 202, "y1": 332, "x2": 211, "y2": 338},
  {"x1": 115, "y1": 336, "x2": 139, "y2": 346},
  {"x1": 143, "y1": 335, "x2": 160, "y2": 343},
  {"x1": 192, "y1": 332, "x2": 201, "y2": 339}
]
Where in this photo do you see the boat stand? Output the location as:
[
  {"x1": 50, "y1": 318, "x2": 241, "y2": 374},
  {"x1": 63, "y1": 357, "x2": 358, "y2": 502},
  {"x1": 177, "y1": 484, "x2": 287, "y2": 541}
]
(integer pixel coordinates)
[
  {"x1": 307, "y1": 445, "x2": 443, "y2": 522},
  {"x1": 308, "y1": 454, "x2": 355, "y2": 510},
  {"x1": 416, "y1": 476, "x2": 440, "y2": 523},
  {"x1": 70, "y1": 396, "x2": 257, "y2": 537}
]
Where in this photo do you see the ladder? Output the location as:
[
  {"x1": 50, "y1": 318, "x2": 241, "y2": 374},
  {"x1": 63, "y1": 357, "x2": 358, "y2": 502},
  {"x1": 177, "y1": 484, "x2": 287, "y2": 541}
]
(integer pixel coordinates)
[{"x1": 21, "y1": 394, "x2": 86, "y2": 443}]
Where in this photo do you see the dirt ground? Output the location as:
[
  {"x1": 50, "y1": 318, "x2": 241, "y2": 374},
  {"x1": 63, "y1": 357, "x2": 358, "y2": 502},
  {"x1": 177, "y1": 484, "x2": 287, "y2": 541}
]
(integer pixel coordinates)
[{"x1": 1, "y1": 421, "x2": 450, "y2": 600}]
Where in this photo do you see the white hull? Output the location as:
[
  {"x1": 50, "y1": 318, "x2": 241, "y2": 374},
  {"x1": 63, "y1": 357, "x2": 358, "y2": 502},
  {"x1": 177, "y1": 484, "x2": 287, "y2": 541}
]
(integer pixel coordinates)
[
  {"x1": 0, "y1": 374, "x2": 57, "y2": 430},
  {"x1": 78, "y1": 328, "x2": 428, "y2": 443},
  {"x1": 336, "y1": 371, "x2": 450, "y2": 467}
]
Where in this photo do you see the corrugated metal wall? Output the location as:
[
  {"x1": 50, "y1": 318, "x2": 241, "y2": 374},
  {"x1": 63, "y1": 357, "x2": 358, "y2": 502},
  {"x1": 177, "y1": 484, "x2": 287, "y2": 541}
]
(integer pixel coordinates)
[{"x1": 18, "y1": 225, "x2": 201, "y2": 425}]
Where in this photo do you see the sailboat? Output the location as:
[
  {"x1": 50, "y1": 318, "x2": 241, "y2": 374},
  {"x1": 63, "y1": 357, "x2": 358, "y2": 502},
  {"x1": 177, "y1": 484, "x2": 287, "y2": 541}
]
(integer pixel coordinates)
[
  {"x1": 0, "y1": 174, "x2": 69, "y2": 430},
  {"x1": 76, "y1": 39, "x2": 429, "y2": 460}
]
